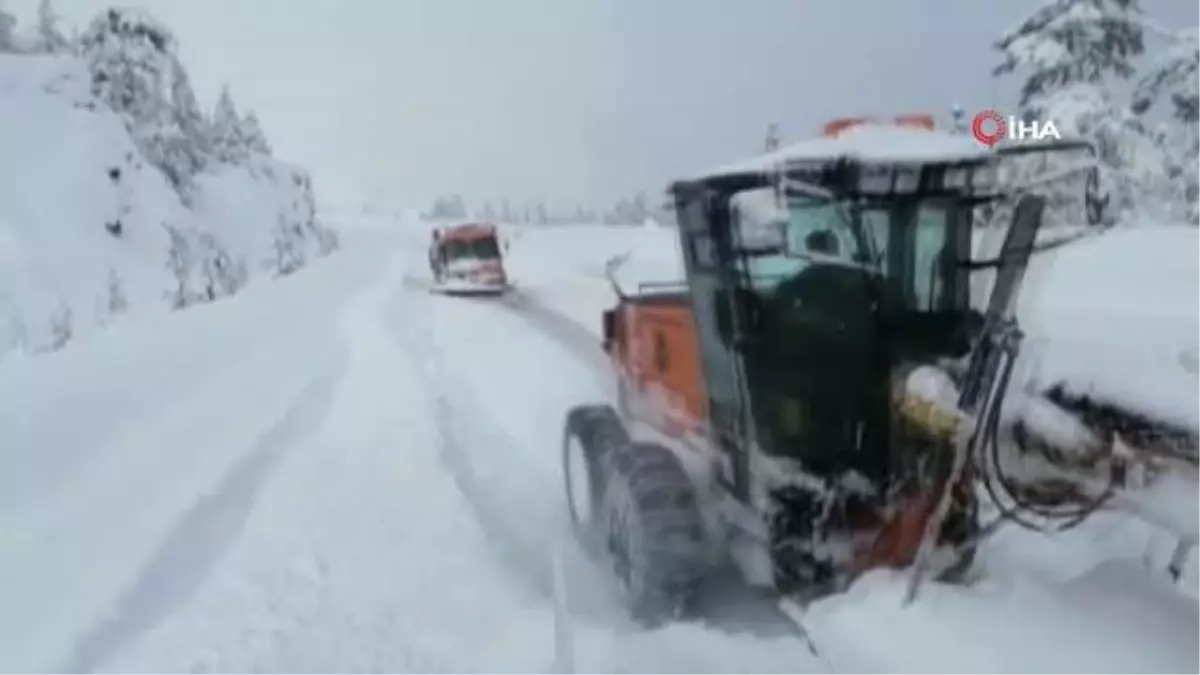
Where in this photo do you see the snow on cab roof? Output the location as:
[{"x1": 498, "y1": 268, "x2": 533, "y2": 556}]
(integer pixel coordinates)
[
  {"x1": 440, "y1": 222, "x2": 497, "y2": 241},
  {"x1": 689, "y1": 124, "x2": 991, "y2": 182}
]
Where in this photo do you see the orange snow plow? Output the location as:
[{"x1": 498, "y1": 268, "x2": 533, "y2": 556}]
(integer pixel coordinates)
[
  {"x1": 429, "y1": 222, "x2": 510, "y2": 295},
  {"x1": 559, "y1": 116, "x2": 1195, "y2": 627}
]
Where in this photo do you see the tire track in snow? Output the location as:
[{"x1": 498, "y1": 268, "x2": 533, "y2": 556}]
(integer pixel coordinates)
[
  {"x1": 99, "y1": 257, "x2": 542, "y2": 673},
  {"x1": 494, "y1": 288, "x2": 611, "y2": 374},
  {"x1": 59, "y1": 356, "x2": 346, "y2": 674},
  {"x1": 388, "y1": 278, "x2": 632, "y2": 625},
  {"x1": 390, "y1": 277, "x2": 558, "y2": 601}
]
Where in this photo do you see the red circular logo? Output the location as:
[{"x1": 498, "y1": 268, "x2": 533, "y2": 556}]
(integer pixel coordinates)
[{"x1": 971, "y1": 110, "x2": 1006, "y2": 147}]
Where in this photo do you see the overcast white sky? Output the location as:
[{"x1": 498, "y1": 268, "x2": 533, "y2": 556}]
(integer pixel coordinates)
[{"x1": 9, "y1": 0, "x2": 1198, "y2": 210}]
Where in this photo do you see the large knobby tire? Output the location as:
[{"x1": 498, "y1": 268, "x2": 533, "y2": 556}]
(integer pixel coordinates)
[
  {"x1": 562, "y1": 406, "x2": 709, "y2": 625},
  {"x1": 601, "y1": 442, "x2": 710, "y2": 624},
  {"x1": 563, "y1": 405, "x2": 630, "y2": 548}
]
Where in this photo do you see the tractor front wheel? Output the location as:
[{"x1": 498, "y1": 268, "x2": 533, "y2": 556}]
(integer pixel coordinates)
[{"x1": 561, "y1": 406, "x2": 710, "y2": 625}]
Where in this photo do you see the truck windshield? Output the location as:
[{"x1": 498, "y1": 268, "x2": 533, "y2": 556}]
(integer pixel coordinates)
[{"x1": 442, "y1": 236, "x2": 500, "y2": 261}]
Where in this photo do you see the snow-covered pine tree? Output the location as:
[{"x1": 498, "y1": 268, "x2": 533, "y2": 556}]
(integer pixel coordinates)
[
  {"x1": 292, "y1": 168, "x2": 321, "y2": 239},
  {"x1": 167, "y1": 59, "x2": 209, "y2": 171},
  {"x1": 78, "y1": 8, "x2": 210, "y2": 196},
  {"x1": 162, "y1": 222, "x2": 199, "y2": 309},
  {"x1": 1134, "y1": 27, "x2": 1198, "y2": 121},
  {"x1": 34, "y1": 0, "x2": 69, "y2": 53},
  {"x1": 995, "y1": 0, "x2": 1145, "y2": 113},
  {"x1": 197, "y1": 231, "x2": 246, "y2": 300},
  {"x1": 993, "y1": 0, "x2": 1171, "y2": 225},
  {"x1": 0, "y1": 1, "x2": 18, "y2": 52},
  {"x1": 632, "y1": 191, "x2": 649, "y2": 223},
  {"x1": 270, "y1": 214, "x2": 305, "y2": 276},
  {"x1": 239, "y1": 111, "x2": 272, "y2": 156},
  {"x1": 210, "y1": 84, "x2": 251, "y2": 164},
  {"x1": 1133, "y1": 28, "x2": 1199, "y2": 222}
]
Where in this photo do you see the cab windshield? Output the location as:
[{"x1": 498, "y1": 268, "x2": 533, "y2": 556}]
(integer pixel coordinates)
[
  {"x1": 442, "y1": 235, "x2": 500, "y2": 261},
  {"x1": 725, "y1": 186, "x2": 969, "y2": 473},
  {"x1": 729, "y1": 188, "x2": 961, "y2": 313}
]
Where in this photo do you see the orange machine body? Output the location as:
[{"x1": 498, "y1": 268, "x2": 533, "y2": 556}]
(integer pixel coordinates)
[
  {"x1": 605, "y1": 288, "x2": 965, "y2": 575},
  {"x1": 607, "y1": 292, "x2": 707, "y2": 439}
]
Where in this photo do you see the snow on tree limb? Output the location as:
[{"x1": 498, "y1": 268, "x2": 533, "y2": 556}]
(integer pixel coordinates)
[
  {"x1": 1132, "y1": 28, "x2": 1199, "y2": 122},
  {"x1": 994, "y1": 0, "x2": 1195, "y2": 225},
  {"x1": 994, "y1": 0, "x2": 1146, "y2": 111}
]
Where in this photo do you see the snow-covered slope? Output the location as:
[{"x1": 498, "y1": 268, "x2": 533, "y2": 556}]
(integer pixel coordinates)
[
  {"x1": 0, "y1": 52, "x2": 333, "y2": 355},
  {"x1": 0, "y1": 219, "x2": 1194, "y2": 672},
  {"x1": 0, "y1": 53, "x2": 184, "y2": 351}
]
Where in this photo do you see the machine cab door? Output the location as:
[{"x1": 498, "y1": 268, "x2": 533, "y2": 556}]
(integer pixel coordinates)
[
  {"x1": 676, "y1": 189, "x2": 755, "y2": 499},
  {"x1": 731, "y1": 190, "x2": 890, "y2": 482}
]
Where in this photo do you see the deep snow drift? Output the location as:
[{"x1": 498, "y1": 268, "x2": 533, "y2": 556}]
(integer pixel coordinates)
[
  {"x1": 1, "y1": 217, "x2": 1195, "y2": 672},
  {"x1": 0, "y1": 52, "x2": 332, "y2": 356}
]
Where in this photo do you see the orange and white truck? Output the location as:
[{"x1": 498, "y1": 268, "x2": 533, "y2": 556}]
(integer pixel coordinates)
[{"x1": 429, "y1": 223, "x2": 510, "y2": 295}]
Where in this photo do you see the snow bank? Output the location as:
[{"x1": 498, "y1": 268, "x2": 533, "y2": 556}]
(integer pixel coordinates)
[
  {"x1": 0, "y1": 52, "x2": 333, "y2": 355},
  {"x1": 1016, "y1": 225, "x2": 1199, "y2": 431},
  {"x1": 0, "y1": 235, "x2": 387, "y2": 672},
  {"x1": 806, "y1": 563, "x2": 1197, "y2": 673}
]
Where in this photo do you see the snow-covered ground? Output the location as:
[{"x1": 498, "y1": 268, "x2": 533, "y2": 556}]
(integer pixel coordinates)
[{"x1": 1, "y1": 217, "x2": 1196, "y2": 672}]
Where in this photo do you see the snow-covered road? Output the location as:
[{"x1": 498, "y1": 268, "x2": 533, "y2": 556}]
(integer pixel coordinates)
[{"x1": 2, "y1": 222, "x2": 1195, "y2": 673}]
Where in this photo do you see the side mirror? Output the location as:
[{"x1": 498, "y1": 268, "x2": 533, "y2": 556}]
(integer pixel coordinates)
[{"x1": 601, "y1": 308, "x2": 617, "y2": 353}]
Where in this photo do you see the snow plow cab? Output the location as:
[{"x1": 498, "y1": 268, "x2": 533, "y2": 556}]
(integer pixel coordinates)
[
  {"x1": 562, "y1": 117, "x2": 1108, "y2": 622},
  {"x1": 430, "y1": 223, "x2": 509, "y2": 294}
]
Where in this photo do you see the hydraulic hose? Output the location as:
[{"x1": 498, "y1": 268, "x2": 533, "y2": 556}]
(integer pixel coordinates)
[{"x1": 969, "y1": 324, "x2": 1116, "y2": 532}]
